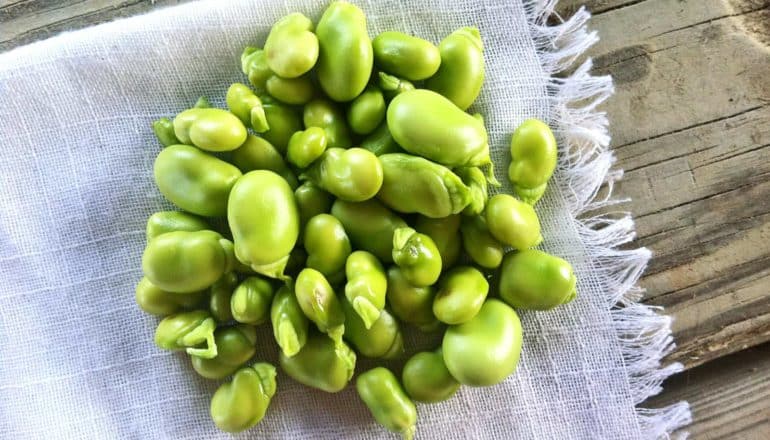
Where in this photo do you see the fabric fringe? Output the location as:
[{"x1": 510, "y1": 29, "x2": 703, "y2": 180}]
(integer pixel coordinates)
[{"x1": 523, "y1": 1, "x2": 693, "y2": 438}]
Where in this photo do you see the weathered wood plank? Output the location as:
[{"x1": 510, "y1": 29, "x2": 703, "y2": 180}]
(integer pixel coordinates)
[
  {"x1": 558, "y1": 0, "x2": 643, "y2": 16},
  {"x1": 3, "y1": 0, "x2": 770, "y2": 434},
  {"x1": 591, "y1": 9, "x2": 770, "y2": 147},
  {"x1": 579, "y1": 0, "x2": 770, "y2": 371},
  {"x1": 0, "y1": 1, "x2": 27, "y2": 9},
  {"x1": 645, "y1": 343, "x2": 770, "y2": 439},
  {"x1": 616, "y1": 108, "x2": 770, "y2": 220},
  {"x1": 0, "y1": 0, "x2": 186, "y2": 51}
]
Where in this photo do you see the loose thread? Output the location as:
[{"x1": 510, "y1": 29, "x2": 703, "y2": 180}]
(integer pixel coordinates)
[{"x1": 524, "y1": 1, "x2": 693, "y2": 437}]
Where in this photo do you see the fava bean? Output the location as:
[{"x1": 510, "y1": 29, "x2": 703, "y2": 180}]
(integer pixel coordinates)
[
  {"x1": 508, "y1": 119, "x2": 557, "y2": 205},
  {"x1": 392, "y1": 227, "x2": 442, "y2": 287},
  {"x1": 301, "y1": 148, "x2": 383, "y2": 202},
  {"x1": 173, "y1": 108, "x2": 247, "y2": 152},
  {"x1": 498, "y1": 249, "x2": 577, "y2": 310},
  {"x1": 426, "y1": 27, "x2": 485, "y2": 110},
  {"x1": 373, "y1": 31, "x2": 441, "y2": 81},
  {"x1": 154, "y1": 310, "x2": 217, "y2": 359},
  {"x1": 192, "y1": 325, "x2": 257, "y2": 379},
  {"x1": 231, "y1": 134, "x2": 298, "y2": 188},
  {"x1": 231, "y1": 276, "x2": 275, "y2": 325},
  {"x1": 303, "y1": 98, "x2": 353, "y2": 149},
  {"x1": 210, "y1": 363, "x2": 276, "y2": 432},
  {"x1": 455, "y1": 166, "x2": 488, "y2": 216},
  {"x1": 295, "y1": 268, "x2": 345, "y2": 343},
  {"x1": 287, "y1": 127, "x2": 328, "y2": 169},
  {"x1": 347, "y1": 86, "x2": 386, "y2": 135},
  {"x1": 344, "y1": 251, "x2": 387, "y2": 329},
  {"x1": 433, "y1": 266, "x2": 488, "y2": 324},
  {"x1": 263, "y1": 13, "x2": 318, "y2": 78},
  {"x1": 145, "y1": 211, "x2": 210, "y2": 241},
  {"x1": 402, "y1": 349, "x2": 459, "y2": 403},
  {"x1": 265, "y1": 74, "x2": 315, "y2": 105},
  {"x1": 142, "y1": 230, "x2": 235, "y2": 293},
  {"x1": 152, "y1": 117, "x2": 179, "y2": 147},
  {"x1": 271, "y1": 285, "x2": 309, "y2": 358},
  {"x1": 295, "y1": 182, "x2": 334, "y2": 232},
  {"x1": 331, "y1": 199, "x2": 407, "y2": 263},
  {"x1": 154, "y1": 144, "x2": 242, "y2": 217},
  {"x1": 377, "y1": 153, "x2": 471, "y2": 218},
  {"x1": 357, "y1": 367, "x2": 417, "y2": 440},
  {"x1": 261, "y1": 96, "x2": 303, "y2": 153},
  {"x1": 279, "y1": 333, "x2": 356, "y2": 392},
  {"x1": 241, "y1": 47, "x2": 272, "y2": 89},
  {"x1": 484, "y1": 194, "x2": 542, "y2": 250},
  {"x1": 135, "y1": 276, "x2": 205, "y2": 316},
  {"x1": 359, "y1": 121, "x2": 404, "y2": 156},
  {"x1": 414, "y1": 214, "x2": 462, "y2": 270},
  {"x1": 460, "y1": 215, "x2": 504, "y2": 270},
  {"x1": 316, "y1": 1, "x2": 373, "y2": 101},
  {"x1": 387, "y1": 90, "x2": 491, "y2": 170},
  {"x1": 342, "y1": 297, "x2": 403, "y2": 359},
  {"x1": 442, "y1": 299, "x2": 522, "y2": 386},
  {"x1": 378, "y1": 72, "x2": 415, "y2": 100},
  {"x1": 209, "y1": 272, "x2": 239, "y2": 323},
  {"x1": 304, "y1": 213, "x2": 351, "y2": 281},
  {"x1": 228, "y1": 170, "x2": 299, "y2": 279},
  {"x1": 226, "y1": 83, "x2": 269, "y2": 132},
  {"x1": 386, "y1": 266, "x2": 439, "y2": 330}
]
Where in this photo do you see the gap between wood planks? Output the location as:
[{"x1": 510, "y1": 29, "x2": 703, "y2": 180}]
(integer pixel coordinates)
[
  {"x1": 0, "y1": 1, "x2": 189, "y2": 51},
  {"x1": 645, "y1": 341, "x2": 770, "y2": 439},
  {"x1": 556, "y1": 0, "x2": 770, "y2": 372}
]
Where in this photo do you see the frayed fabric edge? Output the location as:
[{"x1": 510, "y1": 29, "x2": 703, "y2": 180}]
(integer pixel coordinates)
[{"x1": 523, "y1": 1, "x2": 693, "y2": 439}]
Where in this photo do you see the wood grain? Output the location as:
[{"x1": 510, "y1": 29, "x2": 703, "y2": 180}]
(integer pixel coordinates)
[
  {"x1": 2, "y1": 0, "x2": 770, "y2": 436},
  {"x1": 555, "y1": 0, "x2": 770, "y2": 372},
  {"x1": 646, "y1": 342, "x2": 770, "y2": 439},
  {"x1": 0, "y1": 0, "x2": 187, "y2": 51},
  {"x1": 558, "y1": 0, "x2": 770, "y2": 434}
]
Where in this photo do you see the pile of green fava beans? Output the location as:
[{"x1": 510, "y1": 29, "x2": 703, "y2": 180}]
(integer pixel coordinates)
[{"x1": 138, "y1": 2, "x2": 576, "y2": 437}]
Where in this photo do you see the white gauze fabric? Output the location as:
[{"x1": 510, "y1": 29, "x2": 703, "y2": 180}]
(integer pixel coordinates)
[{"x1": 0, "y1": 0, "x2": 691, "y2": 438}]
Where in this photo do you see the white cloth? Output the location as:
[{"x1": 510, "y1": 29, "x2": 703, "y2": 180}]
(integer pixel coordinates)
[{"x1": 0, "y1": 1, "x2": 690, "y2": 438}]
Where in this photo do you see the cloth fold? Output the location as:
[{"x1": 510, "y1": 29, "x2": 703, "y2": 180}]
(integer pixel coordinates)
[{"x1": 0, "y1": 0, "x2": 690, "y2": 438}]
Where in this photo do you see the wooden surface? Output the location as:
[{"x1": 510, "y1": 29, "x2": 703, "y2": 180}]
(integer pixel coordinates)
[
  {"x1": 646, "y1": 343, "x2": 770, "y2": 439},
  {"x1": 555, "y1": 0, "x2": 770, "y2": 372},
  {"x1": 2, "y1": 0, "x2": 769, "y2": 438},
  {"x1": 555, "y1": 0, "x2": 770, "y2": 438}
]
